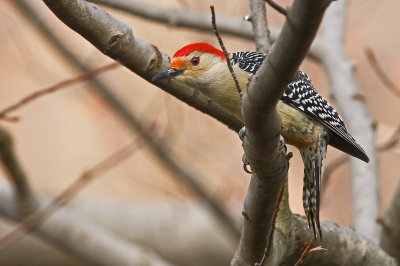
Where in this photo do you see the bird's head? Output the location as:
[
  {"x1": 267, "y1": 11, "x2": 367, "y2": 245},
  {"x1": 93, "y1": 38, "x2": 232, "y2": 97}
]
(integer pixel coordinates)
[{"x1": 152, "y1": 43, "x2": 226, "y2": 84}]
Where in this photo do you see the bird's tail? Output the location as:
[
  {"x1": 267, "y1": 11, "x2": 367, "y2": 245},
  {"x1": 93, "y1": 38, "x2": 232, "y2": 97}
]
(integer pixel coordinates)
[{"x1": 300, "y1": 132, "x2": 327, "y2": 240}]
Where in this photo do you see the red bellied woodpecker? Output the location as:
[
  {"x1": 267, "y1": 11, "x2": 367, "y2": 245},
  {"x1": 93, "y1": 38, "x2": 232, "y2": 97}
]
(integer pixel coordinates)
[{"x1": 152, "y1": 42, "x2": 369, "y2": 239}]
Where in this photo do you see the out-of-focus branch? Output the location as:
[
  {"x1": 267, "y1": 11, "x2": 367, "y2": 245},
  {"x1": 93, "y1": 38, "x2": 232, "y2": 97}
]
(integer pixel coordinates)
[
  {"x1": 231, "y1": 0, "x2": 331, "y2": 265},
  {"x1": 90, "y1": 0, "x2": 265, "y2": 40},
  {"x1": 365, "y1": 47, "x2": 400, "y2": 98},
  {"x1": 380, "y1": 181, "x2": 400, "y2": 262},
  {"x1": 20, "y1": 0, "x2": 240, "y2": 241},
  {"x1": 0, "y1": 62, "x2": 119, "y2": 121},
  {"x1": 0, "y1": 180, "x2": 174, "y2": 266},
  {"x1": 0, "y1": 125, "x2": 153, "y2": 251},
  {"x1": 319, "y1": 0, "x2": 380, "y2": 242},
  {"x1": 0, "y1": 128, "x2": 37, "y2": 215},
  {"x1": 89, "y1": 0, "x2": 325, "y2": 60}
]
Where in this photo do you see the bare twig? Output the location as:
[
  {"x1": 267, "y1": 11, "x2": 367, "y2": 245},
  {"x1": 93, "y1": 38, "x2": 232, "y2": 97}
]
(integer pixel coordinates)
[
  {"x1": 0, "y1": 62, "x2": 120, "y2": 121},
  {"x1": 210, "y1": 5, "x2": 242, "y2": 96},
  {"x1": 0, "y1": 124, "x2": 154, "y2": 251},
  {"x1": 265, "y1": 0, "x2": 287, "y2": 16},
  {"x1": 294, "y1": 239, "x2": 314, "y2": 266},
  {"x1": 365, "y1": 47, "x2": 400, "y2": 98}
]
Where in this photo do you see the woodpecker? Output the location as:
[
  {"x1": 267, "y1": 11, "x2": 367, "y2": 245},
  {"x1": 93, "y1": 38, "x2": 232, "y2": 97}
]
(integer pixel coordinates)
[{"x1": 152, "y1": 42, "x2": 369, "y2": 239}]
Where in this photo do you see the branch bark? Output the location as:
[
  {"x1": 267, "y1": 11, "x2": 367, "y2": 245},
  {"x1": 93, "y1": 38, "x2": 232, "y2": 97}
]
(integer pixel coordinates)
[
  {"x1": 318, "y1": 0, "x2": 380, "y2": 242},
  {"x1": 281, "y1": 216, "x2": 397, "y2": 265},
  {"x1": 89, "y1": 0, "x2": 325, "y2": 60},
  {"x1": 249, "y1": 0, "x2": 271, "y2": 53},
  {"x1": 42, "y1": 0, "x2": 242, "y2": 132},
  {"x1": 231, "y1": 1, "x2": 331, "y2": 265},
  {"x1": 36, "y1": 0, "x2": 240, "y2": 241}
]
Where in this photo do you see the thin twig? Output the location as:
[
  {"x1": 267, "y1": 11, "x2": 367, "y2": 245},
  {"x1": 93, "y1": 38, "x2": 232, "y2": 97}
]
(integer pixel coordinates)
[
  {"x1": 294, "y1": 239, "x2": 314, "y2": 266},
  {"x1": 265, "y1": 0, "x2": 287, "y2": 16},
  {"x1": 0, "y1": 62, "x2": 120, "y2": 121},
  {"x1": 364, "y1": 47, "x2": 400, "y2": 98},
  {"x1": 256, "y1": 175, "x2": 288, "y2": 266},
  {"x1": 210, "y1": 5, "x2": 243, "y2": 96},
  {"x1": 0, "y1": 124, "x2": 154, "y2": 251}
]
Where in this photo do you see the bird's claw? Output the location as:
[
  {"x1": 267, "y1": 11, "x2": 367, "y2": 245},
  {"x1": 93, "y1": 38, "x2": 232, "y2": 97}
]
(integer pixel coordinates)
[
  {"x1": 242, "y1": 154, "x2": 253, "y2": 174},
  {"x1": 239, "y1": 126, "x2": 246, "y2": 141}
]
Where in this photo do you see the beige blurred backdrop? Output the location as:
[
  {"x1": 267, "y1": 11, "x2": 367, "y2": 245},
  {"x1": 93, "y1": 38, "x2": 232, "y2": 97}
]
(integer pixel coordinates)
[{"x1": 0, "y1": 0, "x2": 399, "y2": 237}]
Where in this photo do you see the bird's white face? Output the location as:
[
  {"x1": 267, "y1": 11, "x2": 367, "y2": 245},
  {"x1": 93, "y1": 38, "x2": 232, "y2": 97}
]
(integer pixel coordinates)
[{"x1": 168, "y1": 52, "x2": 226, "y2": 87}]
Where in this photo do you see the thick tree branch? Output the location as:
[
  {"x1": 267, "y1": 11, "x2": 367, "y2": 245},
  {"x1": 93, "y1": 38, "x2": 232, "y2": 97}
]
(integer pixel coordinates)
[
  {"x1": 33, "y1": 0, "x2": 240, "y2": 241},
  {"x1": 319, "y1": 0, "x2": 380, "y2": 242},
  {"x1": 89, "y1": 0, "x2": 325, "y2": 60},
  {"x1": 280, "y1": 216, "x2": 397, "y2": 265},
  {"x1": 231, "y1": 0, "x2": 331, "y2": 265},
  {"x1": 41, "y1": 0, "x2": 242, "y2": 132}
]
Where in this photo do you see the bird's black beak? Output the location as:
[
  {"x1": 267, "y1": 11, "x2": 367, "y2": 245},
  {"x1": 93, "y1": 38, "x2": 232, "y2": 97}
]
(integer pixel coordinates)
[{"x1": 152, "y1": 68, "x2": 185, "y2": 82}]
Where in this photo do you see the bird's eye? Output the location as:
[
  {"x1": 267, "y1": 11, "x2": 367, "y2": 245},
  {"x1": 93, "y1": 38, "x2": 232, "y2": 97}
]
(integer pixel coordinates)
[{"x1": 191, "y1": 56, "x2": 200, "y2": 66}]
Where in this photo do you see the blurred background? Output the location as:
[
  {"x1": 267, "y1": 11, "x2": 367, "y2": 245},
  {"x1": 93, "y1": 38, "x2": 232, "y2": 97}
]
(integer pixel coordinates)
[{"x1": 0, "y1": 0, "x2": 399, "y2": 265}]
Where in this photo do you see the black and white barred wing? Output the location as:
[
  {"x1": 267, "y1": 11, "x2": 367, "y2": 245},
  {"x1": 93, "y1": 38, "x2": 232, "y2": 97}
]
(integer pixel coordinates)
[
  {"x1": 230, "y1": 52, "x2": 266, "y2": 75},
  {"x1": 282, "y1": 72, "x2": 369, "y2": 162}
]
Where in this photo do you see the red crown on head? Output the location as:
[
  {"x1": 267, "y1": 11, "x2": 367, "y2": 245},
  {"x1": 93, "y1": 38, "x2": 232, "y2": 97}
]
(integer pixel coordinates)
[{"x1": 173, "y1": 42, "x2": 225, "y2": 59}]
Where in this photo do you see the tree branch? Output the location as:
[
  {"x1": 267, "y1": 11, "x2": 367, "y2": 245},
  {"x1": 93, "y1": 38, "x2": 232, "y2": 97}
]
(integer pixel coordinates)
[
  {"x1": 42, "y1": 0, "x2": 242, "y2": 132},
  {"x1": 319, "y1": 0, "x2": 380, "y2": 242},
  {"x1": 279, "y1": 216, "x2": 396, "y2": 265},
  {"x1": 231, "y1": 0, "x2": 331, "y2": 265},
  {"x1": 36, "y1": 0, "x2": 240, "y2": 241},
  {"x1": 89, "y1": 0, "x2": 325, "y2": 60},
  {"x1": 0, "y1": 180, "x2": 174, "y2": 266},
  {"x1": 249, "y1": 0, "x2": 271, "y2": 53}
]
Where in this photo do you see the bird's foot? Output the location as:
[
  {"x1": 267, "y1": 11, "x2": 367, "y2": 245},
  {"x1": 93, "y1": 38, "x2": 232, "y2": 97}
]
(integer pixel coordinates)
[{"x1": 239, "y1": 126, "x2": 253, "y2": 174}]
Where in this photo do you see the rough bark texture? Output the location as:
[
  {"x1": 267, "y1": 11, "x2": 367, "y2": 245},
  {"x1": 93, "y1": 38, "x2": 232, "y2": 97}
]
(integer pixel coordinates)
[
  {"x1": 231, "y1": 0, "x2": 331, "y2": 265},
  {"x1": 43, "y1": 0, "x2": 243, "y2": 132}
]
